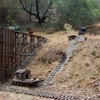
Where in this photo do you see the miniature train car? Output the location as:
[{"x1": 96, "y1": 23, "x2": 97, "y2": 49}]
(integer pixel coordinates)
[{"x1": 68, "y1": 35, "x2": 77, "y2": 41}]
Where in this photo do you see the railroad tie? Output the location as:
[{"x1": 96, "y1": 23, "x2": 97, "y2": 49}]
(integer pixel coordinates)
[
  {"x1": 59, "y1": 95, "x2": 66, "y2": 100},
  {"x1": 22, "y1": 90, "x2": 28, "y2": 94},
  {"x1": 47, "y1": 93, "x2": 53, "y2": 98},
  {"x1": 53, "y1": 94, "x2": 59, "y2": 99},
  {"x1": 41, "y1": 92, "x2": 47, "y2": 97},
  {"x1": 49, "y1": 93, "x2": 55, "y2": 98},
  {"x1": 43, "y1": 35, "x2": 86, "y2": 86},
  {"x1": 27, "y1": 91, "x2": 33, "y2": 95},
  {"x1": 43, "y1": 93, "x2": 48, "y2": 98},
  {"x1": 0, "y1": 87, "x2": 99, "y2": 100},
  {"x1": 38, "y1": 92, "x2": 43, "y2": 96},
  {"x1": 32, "y1": 92, "x2": 37, "y2": 95}
]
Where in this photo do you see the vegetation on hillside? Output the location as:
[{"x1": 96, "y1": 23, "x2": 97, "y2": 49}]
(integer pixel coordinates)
[
  {"x1": 0, "y1": 0, "x2": 100, "y2": 29},
  {"x1": 55, "y1": 0, "x2": 100, "y2": 29}
]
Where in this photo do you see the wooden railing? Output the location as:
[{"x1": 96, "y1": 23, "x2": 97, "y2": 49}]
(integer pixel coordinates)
[
  {"x1": 15, "y1": 31, "x2": 47, "y2": 66},
  {"x1": 0, "y1": 28, "x2": 47, "y2": 83}
]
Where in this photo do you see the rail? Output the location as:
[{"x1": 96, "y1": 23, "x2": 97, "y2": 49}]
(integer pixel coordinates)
[
  {"x1": 43, "y1": 35, "x2": 86, "y2": 86},
  {"x1": 0, "y1": 86, "x2": 99, "y2": 100},
  {"x1": 0, "y1": 33, "x2": 99, "y2": 100}
]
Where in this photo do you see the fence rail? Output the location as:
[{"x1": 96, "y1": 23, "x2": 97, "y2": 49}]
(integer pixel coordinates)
[{"x1": 0, "y1": 28, "x2": 47, "y2": 83}]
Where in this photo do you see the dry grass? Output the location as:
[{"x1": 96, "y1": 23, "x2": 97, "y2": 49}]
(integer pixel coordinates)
[
  {"x1": 55, "y1": 39, "x2": 100, "y2": 95},
  {"x1": 86, "y1": 23, "x2": 100, "y2": 35},
  {"x1": 1, "y1": 25, "x2": 100, "y2": 99},
  {"x1": 28, "y1": 30, "x2": 73, "y2": 79}
]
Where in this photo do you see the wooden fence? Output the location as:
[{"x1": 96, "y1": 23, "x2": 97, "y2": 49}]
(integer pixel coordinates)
[{"x1": 0, "y1": 28, "x2": 46, "y2": 83}]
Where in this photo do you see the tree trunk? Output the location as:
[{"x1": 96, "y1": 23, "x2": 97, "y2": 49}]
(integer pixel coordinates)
[
  {"x1": 19, "y1": 0, "x2": 52, "y2": 24},
  {"x1": 29, "y1": 14, "x2": 32, "y2": 22},
  {"x1": 29, "y1": 0, "x2": 34, "y2": 22},
  {"x1": 41, "y1": 3, "x2": 52, "y2": 22}
]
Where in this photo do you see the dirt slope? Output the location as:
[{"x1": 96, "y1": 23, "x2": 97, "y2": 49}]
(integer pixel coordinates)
[
  {"x1": 27, "y1": 31, "x2": 100, "y2": 98},
  {"x1": 1, "y1": 28, "x2": 100, "y2": 99},
  {"x1": 54, "y1": 39, "x2": 100, "y2": 98},
  {"x1": 28, "y1": 31, "x2": 71, "y2": 79},
  {"x1": 87, "y1": 23, "x2": 100, "y2": 35}
]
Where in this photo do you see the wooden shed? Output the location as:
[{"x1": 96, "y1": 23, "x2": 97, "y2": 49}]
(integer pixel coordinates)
[{"x1": 15, "y1": 69, "x2": 31, "y2": 80}]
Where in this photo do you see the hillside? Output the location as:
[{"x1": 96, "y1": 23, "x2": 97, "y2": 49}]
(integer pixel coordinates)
[
  {"x1": 1, "y1": 0, "x2": 100, "y2": 99},
  {"x1": 54, "y1": 39, "x2": 100, "y2": 98},
  {"x1": 28, "y1": 30, "x2": 100, "y2": 99},
  {"x1": 27, "y1": 30, "x2": 73, "y2": 79},
  {"x1": 0, "y1": 29, "x2": 100, "y2": 100},
  {"x1": 30, "y1": 29, "x2": 100, "y2": 97}
]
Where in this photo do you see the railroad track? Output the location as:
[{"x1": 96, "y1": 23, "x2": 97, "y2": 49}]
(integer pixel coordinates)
[
  {"x1": 43, "y1": 35, "x2": 86, "y2": 86},
  {"x1": 0, "y1": 87, "x2": 98, "y2": 100},
  {"x1": 0, "y1": 35, "x2": 98, "y2": 100}
]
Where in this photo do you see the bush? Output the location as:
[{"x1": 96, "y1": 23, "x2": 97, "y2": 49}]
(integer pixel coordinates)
[{"x1": 55, "y1": 0, "x2": 100, "y2": 29}]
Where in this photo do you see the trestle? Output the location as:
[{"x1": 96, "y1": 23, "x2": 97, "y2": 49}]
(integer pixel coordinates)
[{"x1": 0, "y1": 28, "x2": 46, "y2": 83}]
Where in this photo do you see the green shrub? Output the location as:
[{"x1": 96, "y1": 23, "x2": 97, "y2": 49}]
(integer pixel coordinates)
[
  {"x1": 55, "y1": 0, "x2": 100, "y2": 29},
  {"x1": 6, "y1": 15, "x2": 16, "y2": 26},
  {"x1": 91, "y1": 50, "x2": 96, "y2": 56}
]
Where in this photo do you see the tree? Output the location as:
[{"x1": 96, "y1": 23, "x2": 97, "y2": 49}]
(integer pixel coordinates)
[
  {"x1": 0, "y1": 0, "x2": 8, "y2": 24},
  {"x1": 55, "y1": 0, "x2": 100, "y2": 29},
  {"x1": 19, "y1": 0, "x2": 53, "y2": 23},
  {"x1": 0, "y1": 0, "x2": 3, "y2": 6}
]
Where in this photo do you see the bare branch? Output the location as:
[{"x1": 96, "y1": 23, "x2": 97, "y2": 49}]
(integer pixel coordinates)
[
  {"x1": 35, "y1": 0, "x2": 41, "y2": 22},
  {"x1": 41, "y1": 3, "x2": 52, "y2": 21},
  {"x1": 19, "y1": 0, "x2": 53, "y2": 23},
  {"x1": 19, "y1": 0, "x2": 37, "y2": 17}
]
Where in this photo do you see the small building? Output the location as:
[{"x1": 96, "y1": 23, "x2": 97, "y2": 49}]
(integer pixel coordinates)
[
  {"x1": 15, "y1": 69, "x2": 31, "y2": 80},
  {"x1": 12, "y1": 69, "x2": 44, "y2": 87}
]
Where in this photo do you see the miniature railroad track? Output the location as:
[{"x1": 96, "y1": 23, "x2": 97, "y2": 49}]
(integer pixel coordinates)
[
  {"x1": 43, "y1": 35, "x2": 86, "y2": 86},
  {"x1": 0, "y1": 35, "x2": 99, "y2": 100},
  {"x1": 0, "y1": 87, "x2": 98, "y2": 100}
]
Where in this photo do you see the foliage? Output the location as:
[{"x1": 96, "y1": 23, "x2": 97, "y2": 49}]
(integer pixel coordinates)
[
  {"x1": 1, "y1": 0, "x2": 100, "y2": 29},
  {"x1": 3, "y1": 0, "x2": 20, "y2": 15},
  {"x1": 91, "y1": 50, "x2": 96, "y2": 56},
  {"x1": 6, "y1": 15, "x2": 16, "y2": 26},
  {"x1": 55, "y1": 0, "x2": 100, "y2": 29},
  {"x1": 19, "y1": 0, "x2": 53, "y2": 23}
]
